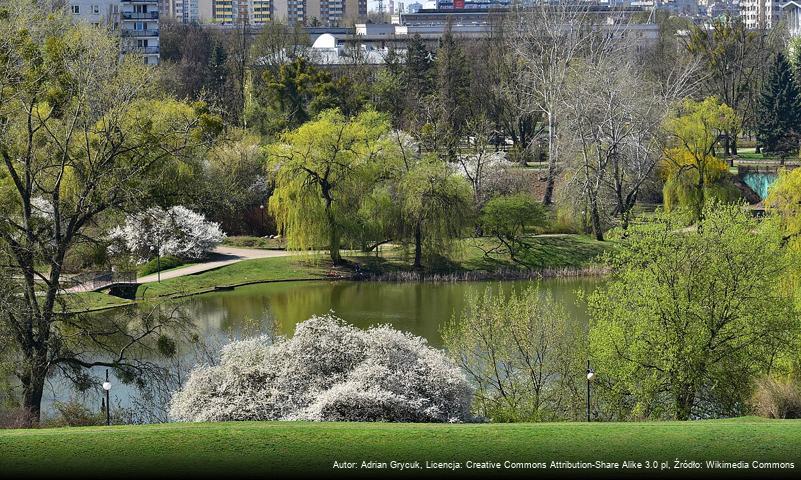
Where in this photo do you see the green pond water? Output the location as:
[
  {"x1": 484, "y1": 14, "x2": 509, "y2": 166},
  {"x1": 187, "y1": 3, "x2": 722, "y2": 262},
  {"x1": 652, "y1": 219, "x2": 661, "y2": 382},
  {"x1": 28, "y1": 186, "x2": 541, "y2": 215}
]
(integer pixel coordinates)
[{"x1": 181, "y1": 278, "x2": 600, "y2": 347}]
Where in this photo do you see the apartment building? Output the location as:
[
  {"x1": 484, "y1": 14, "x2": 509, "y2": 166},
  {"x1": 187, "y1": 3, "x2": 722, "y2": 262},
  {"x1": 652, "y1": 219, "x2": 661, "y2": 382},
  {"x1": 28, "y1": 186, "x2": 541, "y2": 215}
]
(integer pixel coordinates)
[
  {"x1": 740, "y1": 0, "x2": 782, "y2": 29},
  {"x1": 209, "y1": 0, "x2": 365, "y2": 25},
  {"x1": 69, "y1": 0, "x2": 160, "y2": 64},
  {"x1": 160, "y1": 0, "x2": 214, "y2": 23}
]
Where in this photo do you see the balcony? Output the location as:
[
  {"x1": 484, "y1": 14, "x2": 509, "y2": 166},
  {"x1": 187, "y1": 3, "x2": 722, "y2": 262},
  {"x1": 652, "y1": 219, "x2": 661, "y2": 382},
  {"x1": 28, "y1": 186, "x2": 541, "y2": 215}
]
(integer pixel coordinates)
[
  {"x1": 121, "y1": 12, "x2": 159, "y2": 20},
  {"x1": 125, "y1": 46, "x2": 160, "y2": 55},
  {"x1": 123, "y1": 29, "x2": 159, "y2": 37}
]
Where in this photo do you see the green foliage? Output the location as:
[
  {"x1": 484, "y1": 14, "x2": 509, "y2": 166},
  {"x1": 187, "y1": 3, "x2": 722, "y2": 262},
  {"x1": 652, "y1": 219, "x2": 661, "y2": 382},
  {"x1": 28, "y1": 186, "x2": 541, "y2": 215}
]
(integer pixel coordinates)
[
  {"x1": 157, "y1": 335, "x2": 178, "y2": 358},
  {"x1": 479, "y1": 194, "x2": 548, "y2": 261},
  {"x1": 588, "y1": 204, "x2": 798, "y2": 420},
  {"x1": 248, "y1": 58, "x2": 365, "y2": 137},
  {"x1": 435, "y1": 28, "x2": 471, "y2": 153},
  {"x1": 662, "y1": 97, "x2": 740, "y2": 220},
  {"x1": 138, "y1": 256, "x2": 185, "y2": 277},
  {"x1": 756, "y1": 52, "x2": 801, "y2": 156},
  {"x1": 766, "y1": 168, "x2": 801, "y2": 252},
  {"x1": 396, "y1": 156, "x2": 473, "y2": 268},
  {"x1": 267, "y1": 109, "x2": 390, "y2": 263},
  {"x1": 443, "y1": 284, "x2": 585, "y2": 422},
  {"x1": 0, "y1": 2, "x2": 217, "y2": 421}
]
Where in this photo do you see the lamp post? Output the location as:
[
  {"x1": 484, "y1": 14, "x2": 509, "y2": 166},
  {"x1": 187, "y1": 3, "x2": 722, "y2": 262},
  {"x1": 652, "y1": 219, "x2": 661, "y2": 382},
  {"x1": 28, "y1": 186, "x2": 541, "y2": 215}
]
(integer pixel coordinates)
[
  {"x1": 102, "y1": 369, "x2": 112, "y2": 426},
  {"x1": 586, "y1": 360, "x2": 595, "y2": 422}
]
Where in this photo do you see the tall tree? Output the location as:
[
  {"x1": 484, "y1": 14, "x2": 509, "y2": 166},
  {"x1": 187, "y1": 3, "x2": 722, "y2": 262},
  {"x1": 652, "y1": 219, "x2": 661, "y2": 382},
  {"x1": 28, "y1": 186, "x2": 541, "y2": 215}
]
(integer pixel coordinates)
[
  {"x1": 662, "y1": 97, "x2": 740, "y2": 222},
  {"x1": 510, "y1": 6, "x2": 619, "y2": 205},
  {"x1": 0, "y1": 3, "x2": 217, "y2": 423},
  {"x1": 248, "y1": 58, "x2": 342, "y2": 137},
  {"x1": 756, "y1": 52, "x2": 801, "y2": 157},
  {"x1": 589, "y1": 205, "x2": 797, "y2": 420},
  {"x1": 402, "y1": 34, "x2": 436, "y2": 133},
  {"x1": 685, "y1": 18, "x2": 774, "y2": 156},
  {"x1": 435, "y1": 25, "x2": 471, "y2": 159},
  {"x1": 268, "y1": 110, "x2": 389, "y2": 264}
]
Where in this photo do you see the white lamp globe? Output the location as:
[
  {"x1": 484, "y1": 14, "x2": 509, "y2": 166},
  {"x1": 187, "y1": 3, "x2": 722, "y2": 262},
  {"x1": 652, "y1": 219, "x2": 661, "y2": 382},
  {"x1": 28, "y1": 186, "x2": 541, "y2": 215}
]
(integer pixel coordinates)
[
  {"x1": 586, "y1": 371, "x2": 596, "y2": 382},
  {"x1": 102, "y1": 381, "x2": 112, "y2": 391}
]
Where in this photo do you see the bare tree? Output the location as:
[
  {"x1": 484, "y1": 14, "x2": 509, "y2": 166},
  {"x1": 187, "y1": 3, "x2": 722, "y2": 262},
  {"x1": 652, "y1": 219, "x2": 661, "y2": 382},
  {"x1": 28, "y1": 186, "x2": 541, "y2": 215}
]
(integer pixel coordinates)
[
  {"x1": 560, "y1": 49, "x2": 694, "y2": 238},
  {"x1": 508, "y1": 5, "x2": 616, "y2": 205}
]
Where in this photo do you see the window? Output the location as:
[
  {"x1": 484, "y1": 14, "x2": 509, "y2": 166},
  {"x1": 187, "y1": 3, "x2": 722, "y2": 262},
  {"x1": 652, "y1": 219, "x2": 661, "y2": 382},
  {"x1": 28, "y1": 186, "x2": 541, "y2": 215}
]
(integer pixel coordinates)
[
  {"x1": 92, "y1": 5, "x2": 99, "y2": 14},
  {"x1": 71, "y1": 5, "x2": 80, "y2": 14}
]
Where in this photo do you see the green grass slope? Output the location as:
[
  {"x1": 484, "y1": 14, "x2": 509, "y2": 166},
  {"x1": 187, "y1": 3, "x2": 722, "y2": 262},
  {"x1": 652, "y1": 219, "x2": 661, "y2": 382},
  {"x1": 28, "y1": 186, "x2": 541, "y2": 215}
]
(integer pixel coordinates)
[{"x1": 1, "y1": 419, "x2": 798, "y2": 478}]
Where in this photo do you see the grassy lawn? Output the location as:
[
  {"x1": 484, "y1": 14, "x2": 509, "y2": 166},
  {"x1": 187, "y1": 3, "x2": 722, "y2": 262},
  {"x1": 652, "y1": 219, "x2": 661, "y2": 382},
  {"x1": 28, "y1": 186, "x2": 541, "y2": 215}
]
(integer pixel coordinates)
[
  {"x1": 1, "y1": 418, "x2": 799, "y2": 477},
  {"x1": 134, "y1": 255, "x2": 335, "y2": 300},
  {"x1": 61, "y1": 292, "x2": 134, "y2": 312}
]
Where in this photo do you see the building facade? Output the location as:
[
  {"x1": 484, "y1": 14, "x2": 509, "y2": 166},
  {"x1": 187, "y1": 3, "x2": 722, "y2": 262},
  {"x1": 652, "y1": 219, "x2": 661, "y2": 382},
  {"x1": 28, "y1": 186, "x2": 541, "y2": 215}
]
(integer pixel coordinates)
[
  {"x1": 207, "y1": 0, "x2": 366, "y2": 25},
  {"x1": 160, "y1": 0, "x2": 214, "y2": 23},
  {"x1": 68, "y1": 0, "x2": 160, "y2": 64},
  {"x1": 119, "y1": 0, "x2": 161, "y2": 64},
  {"x1": 784, "y1": 1, "x2": 801, "y2": 36},
  {"x1": 740, "y1": 0, "x2": 782, "y2": 29}
]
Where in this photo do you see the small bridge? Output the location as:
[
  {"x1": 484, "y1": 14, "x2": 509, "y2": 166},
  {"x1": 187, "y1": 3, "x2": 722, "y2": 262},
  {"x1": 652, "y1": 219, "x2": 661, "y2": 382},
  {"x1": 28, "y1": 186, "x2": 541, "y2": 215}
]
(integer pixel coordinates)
[{"x1": 65, "y1": 271, "x2": 138, "y2": 294}]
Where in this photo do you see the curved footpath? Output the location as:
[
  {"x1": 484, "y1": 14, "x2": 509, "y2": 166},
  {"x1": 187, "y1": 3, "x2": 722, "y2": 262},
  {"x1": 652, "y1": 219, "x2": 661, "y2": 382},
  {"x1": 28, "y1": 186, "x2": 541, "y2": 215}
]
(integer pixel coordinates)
[{"x1": 136, "y1": 246, "x2": 293, "y2": 284}]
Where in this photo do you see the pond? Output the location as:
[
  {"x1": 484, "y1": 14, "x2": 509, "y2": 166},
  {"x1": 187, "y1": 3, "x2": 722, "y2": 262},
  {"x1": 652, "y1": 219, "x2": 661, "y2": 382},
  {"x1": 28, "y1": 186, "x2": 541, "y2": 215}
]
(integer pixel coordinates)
[
  {"x1": 41, "y1": 278, "x2": 601, "y2": 417},
  {"x1": 185, "y1": 278, "x2": 600, "y2": 347}
]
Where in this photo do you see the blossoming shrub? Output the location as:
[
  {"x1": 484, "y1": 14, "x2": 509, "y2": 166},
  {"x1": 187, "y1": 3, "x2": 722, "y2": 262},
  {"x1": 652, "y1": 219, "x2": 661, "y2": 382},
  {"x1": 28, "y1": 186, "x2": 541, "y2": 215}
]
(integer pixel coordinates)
[
  {"x1": 169, "y1": 316, "x2": 473, "y2": 423},
  {"x1": 109, "y1": 206, "x2": 225, "y2": 263}
]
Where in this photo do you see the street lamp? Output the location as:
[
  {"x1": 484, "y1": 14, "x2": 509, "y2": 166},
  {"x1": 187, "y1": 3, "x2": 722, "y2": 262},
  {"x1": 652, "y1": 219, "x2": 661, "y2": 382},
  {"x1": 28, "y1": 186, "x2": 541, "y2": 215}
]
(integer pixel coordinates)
[
  {"x1": 102, "y1": 369, "x2": 112, "y2": 426},
  {"x1": 586, "y1": 360, "x2": 595, "y2": 422}
]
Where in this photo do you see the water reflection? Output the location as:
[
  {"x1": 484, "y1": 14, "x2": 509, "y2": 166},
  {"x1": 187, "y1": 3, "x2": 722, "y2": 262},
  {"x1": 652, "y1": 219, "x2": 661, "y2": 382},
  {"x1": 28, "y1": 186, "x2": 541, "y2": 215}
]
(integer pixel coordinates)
[{"x1": 181, "y1": 278, "x2": 599, "y2": 347}]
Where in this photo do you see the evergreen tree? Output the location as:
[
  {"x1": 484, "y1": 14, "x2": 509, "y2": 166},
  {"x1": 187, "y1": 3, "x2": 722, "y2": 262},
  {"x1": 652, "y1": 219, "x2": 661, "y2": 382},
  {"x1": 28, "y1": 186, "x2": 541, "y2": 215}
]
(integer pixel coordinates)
[
  {"x1": 435, "y1": 26, "x2": 471, "y2": 159},
  {"x1": 403, "y1": 35, "x2": 435, "y2": 132},
  {"x1": 756, "y1": 52, "x2": 801, "y2": 157},
  {"x1": 405, "y1": 34, "x2": 435, "y2": 98}
]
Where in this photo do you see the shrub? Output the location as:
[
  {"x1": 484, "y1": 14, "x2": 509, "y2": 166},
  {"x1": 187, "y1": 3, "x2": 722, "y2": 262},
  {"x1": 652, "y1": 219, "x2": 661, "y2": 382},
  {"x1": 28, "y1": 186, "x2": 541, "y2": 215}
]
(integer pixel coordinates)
[
  {"x1": 169, "y1": 316, "x2": 473, "y2": 423},
  {"x1": 138, "y1": 255, "x2": 184, "y2": 276},
  {"x1": 47, "y1": 400, "x2": 105, "y2": 427},
  {"x1": 109, "y1": 206, "x2": 225, "y2": 263},
  {"x1": 752, "y1": 377, "x2": 801, "y2": 419}
]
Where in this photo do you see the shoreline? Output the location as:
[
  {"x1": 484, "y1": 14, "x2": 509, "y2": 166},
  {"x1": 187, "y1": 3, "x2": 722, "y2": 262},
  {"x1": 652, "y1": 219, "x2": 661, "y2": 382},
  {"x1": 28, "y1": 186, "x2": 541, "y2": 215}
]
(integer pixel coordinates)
[{"x1": 66, "y1": 264, "x2": 609, "y2": 314}]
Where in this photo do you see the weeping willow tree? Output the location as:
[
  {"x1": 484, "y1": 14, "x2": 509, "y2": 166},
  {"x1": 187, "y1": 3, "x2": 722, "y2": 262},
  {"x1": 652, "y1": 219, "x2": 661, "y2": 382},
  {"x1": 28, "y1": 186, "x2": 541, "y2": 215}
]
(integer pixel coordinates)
[
  {"x1": 267, "y1": 109, "x2": 390, "y2": 264},
  {"x1": 662, "y1": 97, "x2": 741, "y2": 222},
  {"x1": 398, "y1": 156, "x2": 473, "y2": 269},
  {"x1": 662, "y1": 150, "x2": 740, "y2": 218}
]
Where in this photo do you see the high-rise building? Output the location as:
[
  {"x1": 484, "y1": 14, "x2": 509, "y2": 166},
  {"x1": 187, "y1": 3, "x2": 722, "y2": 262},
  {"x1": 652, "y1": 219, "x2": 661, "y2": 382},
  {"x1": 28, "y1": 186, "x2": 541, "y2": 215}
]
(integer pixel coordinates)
[
  {"x1": 160, "y1": 0, "x2": 213, "y2": 23},
  {"x1": 119, "y1": 0, "x2": 161, "y2": 64},
  {"x1": 209, "y1": 0, "x2": 366, "y2": 25},
  {"x1": 740, "y1": 0, "x2": 782, "y2": 29},
  {"x1": 68, "y1": 0, "x2": 160, "y2": 64}
]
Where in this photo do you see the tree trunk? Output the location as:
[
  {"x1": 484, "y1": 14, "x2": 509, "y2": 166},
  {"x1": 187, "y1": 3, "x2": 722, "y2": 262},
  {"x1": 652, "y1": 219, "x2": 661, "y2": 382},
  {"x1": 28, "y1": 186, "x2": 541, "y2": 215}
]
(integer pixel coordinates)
[
  {"x1": 674, "y1": 385, "x2": 695, "y2": 421},
  {"x1": 722, "y1": 133, "x2": 731, "y2": 157},
  {"x1": 589, "y1": 199, "x2": 604, "y2": 242},
  {"x1": 413, "y1": 221, "x2": 423, "y2": 269},
  {"x1": 543, "y1": 112, "x2": 557, "y2": 206},
  {"x1": 21, "y1": 360, "x2": 46, "y2": 426},
  {"x1": 322, "y1": 186, "x2": 342, "y2": 265}
]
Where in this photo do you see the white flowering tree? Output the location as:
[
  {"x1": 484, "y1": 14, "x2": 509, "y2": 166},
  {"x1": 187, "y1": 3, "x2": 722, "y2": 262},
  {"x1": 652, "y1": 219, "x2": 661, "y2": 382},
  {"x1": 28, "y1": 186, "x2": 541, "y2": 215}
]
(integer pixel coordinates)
[
  {"x1": 109, "y1": 206, "x2": 226, "y2": 263},
  {"x1": 169, "y1": 315, "x2": 474, "y2": 423}
]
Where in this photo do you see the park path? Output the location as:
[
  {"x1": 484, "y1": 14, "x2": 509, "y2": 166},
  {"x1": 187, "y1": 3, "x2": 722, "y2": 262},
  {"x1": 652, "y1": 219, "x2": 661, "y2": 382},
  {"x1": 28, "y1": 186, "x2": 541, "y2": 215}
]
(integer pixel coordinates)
[{"x1": 136, "y1": 246, "x2": 292, "y2": 284}]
